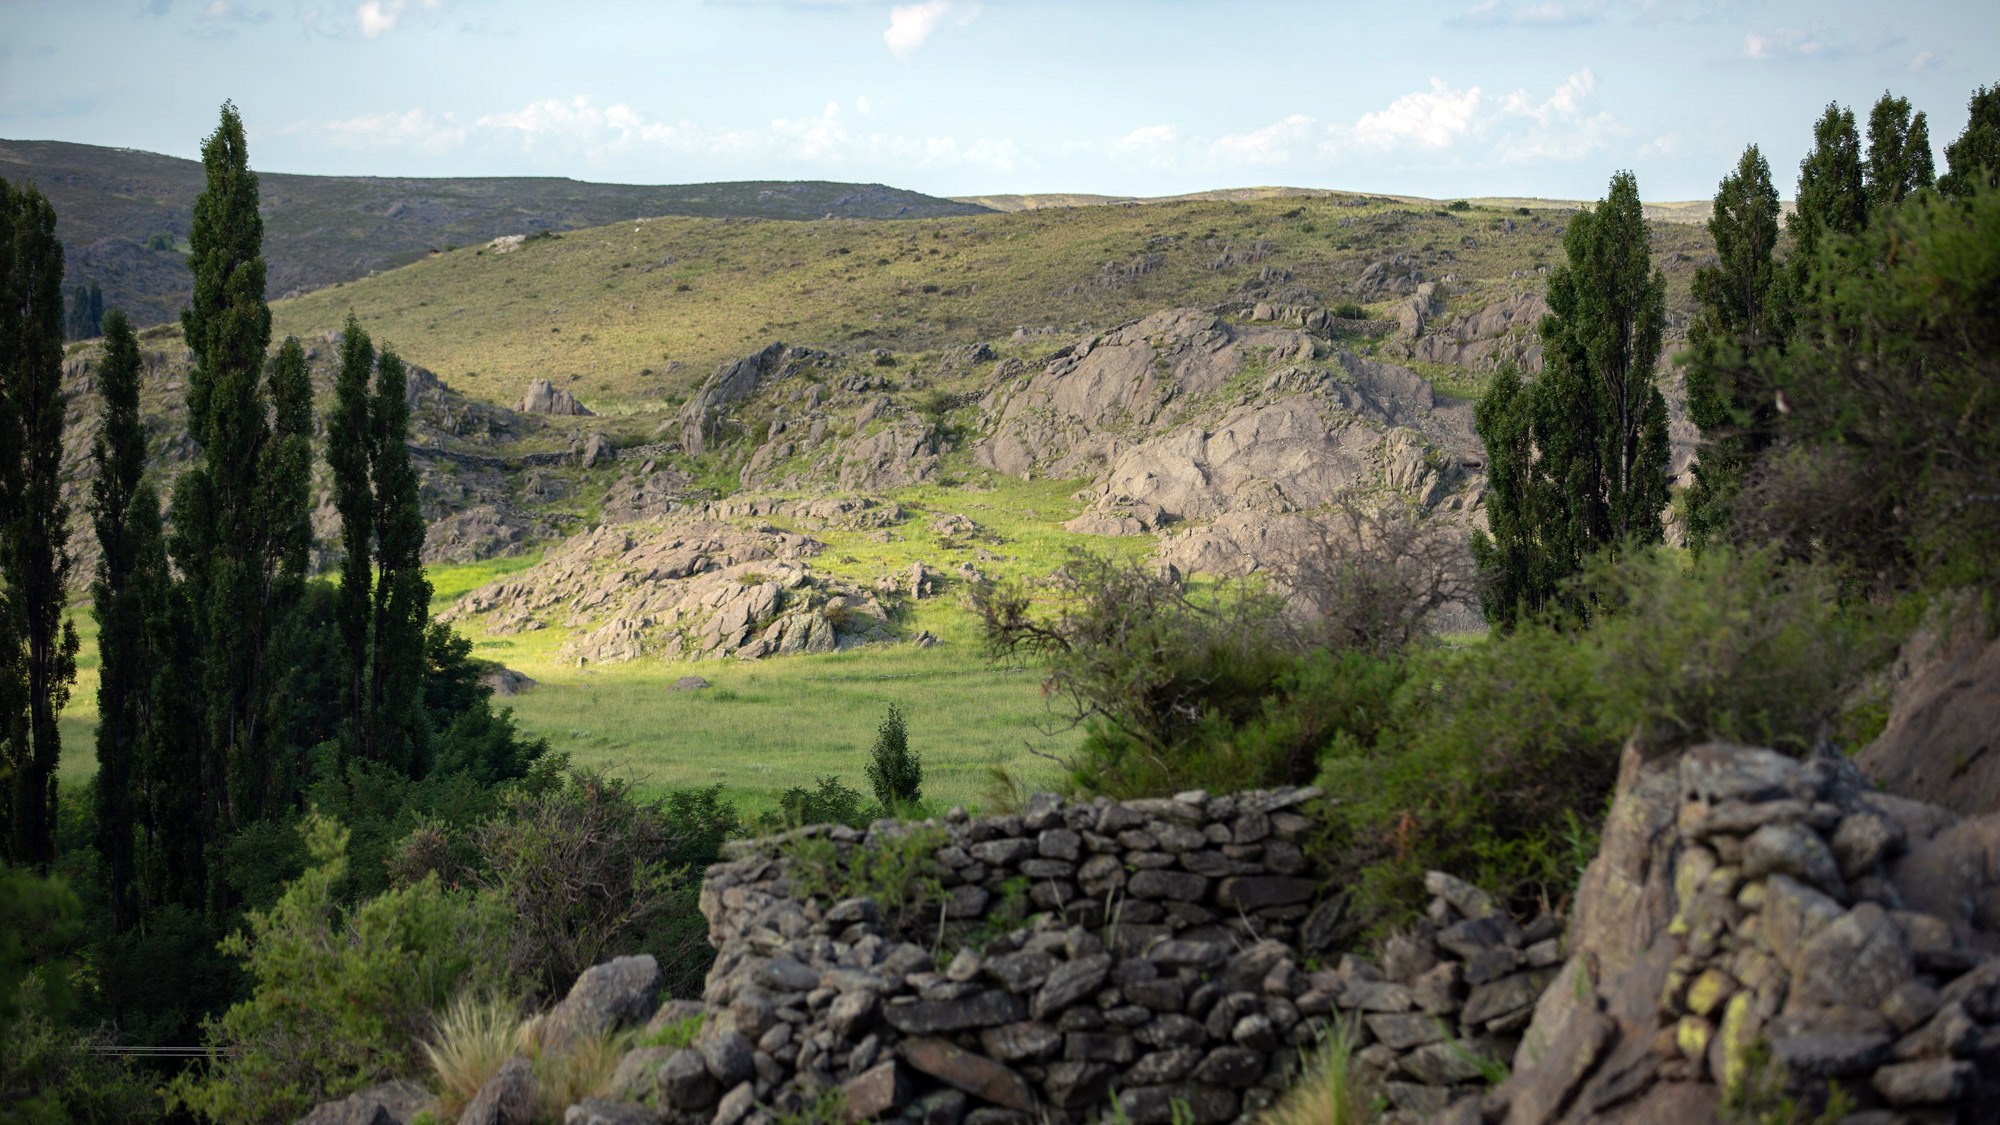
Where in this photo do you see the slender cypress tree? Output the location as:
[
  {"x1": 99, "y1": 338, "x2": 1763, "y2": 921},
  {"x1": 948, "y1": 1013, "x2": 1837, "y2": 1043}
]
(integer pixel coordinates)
[
  {"x1": 1938, "y1": 83, "x2": 2000, "y2": 199},
  {"x1": 1865, "y1": 91, "x2": 1936, "y2": 211},
  {"x1": 328, "y1": 317, "x2": 375, "y2": 765},
  {"x1": 1472, "y1": 172, "x2": 1670, "y2": 626},
  {"x1": 167, "y1": 103, "x2": 309, "y2": 889},
  {"x1": 327, "y1": 321, "x2": 432, "y2": 775},
  {"x1": 0, "y1": 179, "x2": 79, "y2": 869},
  {"x1": 368, "y1": 346, "x2": 433, "y2": 777},
  {"x1": 1684, "y1": 145, "x2": 1790, "y2": 553},
  {"x1": 90, "y1": 310, "x2": 170, "y2": 929}
]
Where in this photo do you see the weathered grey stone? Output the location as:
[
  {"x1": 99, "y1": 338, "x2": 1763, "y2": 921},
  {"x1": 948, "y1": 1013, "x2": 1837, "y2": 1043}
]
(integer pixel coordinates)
[
  {"x1": 911, "y1": 1089, "x2": 967, "y2": 1125},
  {"x1": 900, "y1": 1037, "x2": 1035, "y2": 1111},
  {"x1": 1680, "y1": 742, "x2": 1811, "y2": 806},
  {"x1": 1366, "y1": 1011, "x2": 1448, "y2": 1050},
  {"x1": 1438, "y1": 913, "x2": 1524, "y2": 957},
  {"x1": 1742, "y1": 822, "x2": 1845, "y2": 897},
  {"x1": 983, "y1": 951, "x2": 1058, "y2": 993},
  {"x1": 1126, "y1": 1047, "x2": 1204, "y2": 1085},
  {"x1": 604, "y1": 1045, "x2": 671, "y2": 1101},
  {"x1": 1190, "y1": 1045, "x2": 1264, "y2": 1087},
  {"x1": 1213, "y1": 876, "x2": 1315, "y2": 911},
  {"x1": 1127, "y1": 869, "x2": 1207, "y2": 901},
  {"x1": 1063, "y1": 1031, "x2": 1136, "y2": 1064},
  {"x1": 458, "y1": 1056, "x2": 536, "y2": 1125},
  {"x1": 659, "y1": 1047, "x2": 718, "y2": 1110},
  {"x1": 968, "y1": 838, "x2": 1035, "y2": 866},
  {"x1": 1413, "y1": 960, "x2": 1465, "y2": 1015},
  {"x1": 1113, "y1": 1085, "x2": 1239, "y2": 1125},
  {"x1": 1124, "y1": 977, "x2": 1184, "y2": 1011},
  {"x1": 842, "y1": 1059, "x2": 910, "y2": 1120},
  {"x1": 757, "y1": 958, "x2": 821, "y2": 993},
  {"x1": 1342, "y1": 979, "x2": 1415, "y2": 1013},
  {"x1": 1768, "y1": 1009, "x2": 1892, "y2": 1078},
  {"x1": 1135, "y1": 1014, "x2": 1208, "y2": 1049},
  {"x1": 296, "y1": 1081, "x2": 433, "y2": 1125},
  {"x1": 560, "y1": 1099, "x2": 654, "y2": 1125},
  {"x1": 1425, "y1": 870, "x2": 1499, "y2": 918},
  {"x1": 1872, "y1": 1059, "x2": 1975, "y2": 1106},
  {"x1": 883, "y1": 990, "x2": 1024, "y2": 1034},
  {"x1": 1029, "y1": 953, "x2": 1111, "y2": 1019},
  {"x1": 1760, "y1": 874, "x2": 1844, "y2": 965},
  {"x1": 1042, "y1": 1060, "x2": 1115, "y2": 1108},
  {"x1": 1831, "y1": 810, "x2": 1906, "y2": 879},
  {"x1": 710, "y1": 1082, "x2": 755, "y2": 1125},
  {"x1": 1891, "y1": 1000, "x2": 1979, "y2": 1061},
  {"x1": 943, "y1": 883, "x2": 989, "y2": 919},
  {"x1": 1399, "y1": 1037, "x2": 1495, "y2": 1085},
  {"x1": 1461, "y1": 968, "x2": 1556, "y2": 1027},
  {"x1": 1791, "y1": 902, "x2": 1913, "y2": 1010},
  {"x1": 1038, "y1": 829, "x2": 1081, "y2": 861},
  {"x1": 1145, "y1": 940, "x2": 1227, "y2": 969},
  {"x1": 1500, "y1": 1007, "x2": 1612, "y2": 1125},
  {"x1": 979, "y1": 1021, "x2": 1061, "y2": 1063},
  {"x1": 827, "y1": 988, "x2": 878, "y2": 1040},
  {"x1": 546, "y1": 955, "x2": 661, "y2": 1046},
  {"x1": 701, "y1": 1030, "x2": 755, "y2": 1086}
]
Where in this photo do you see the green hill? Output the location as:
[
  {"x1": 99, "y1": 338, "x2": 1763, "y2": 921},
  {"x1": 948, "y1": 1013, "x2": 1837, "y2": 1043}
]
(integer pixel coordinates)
[{"x1": 0, "y1": 138, "x2": 990, "y2": 330}]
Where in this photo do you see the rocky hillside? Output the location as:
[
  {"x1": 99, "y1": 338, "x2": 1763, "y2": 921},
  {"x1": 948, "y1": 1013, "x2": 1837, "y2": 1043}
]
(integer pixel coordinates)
[{"x1": 2, "y1": 138, "x2": 988, "y2": 329}]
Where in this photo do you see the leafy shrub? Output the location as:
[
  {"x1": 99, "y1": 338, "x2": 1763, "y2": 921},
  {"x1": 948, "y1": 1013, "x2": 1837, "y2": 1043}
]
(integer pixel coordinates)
[
  {"x1": 639, "y1": 1009, "x2": 705, "y2": 1049},
  {"x1": 783, "y1": 823, "x2": 946, "y2": 918},
  {"x1": 1319, "y1": 621, "x2": 1621, "y2": 925},
  {"x1": 1585, "y1": 547, "x2": 1895, "y2": 754},
  {"x1": 865, "y1": 704, "x2": 924, "y2": 813},
  {"x1": 767, "y1": 775, "x2": 872, "y2": 830},
  {"x1": 478, "y1": 770, "x2": 701, "y2": 998},
  {"x1": 168, "y1": 815, "x2": 509, "y2": 1125},
  {"x1": 1329, "y1": 302, "x2": 1367, "y2": 320}
]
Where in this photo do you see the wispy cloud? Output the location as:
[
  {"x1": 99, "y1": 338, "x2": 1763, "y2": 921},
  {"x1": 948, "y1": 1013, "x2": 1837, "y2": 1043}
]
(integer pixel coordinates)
[
  {"x1": 1317, "y1": 70, "x2": 1618, "y2": 165},
  {"x1": 1908, "y1": 50, "x2": 1936, "y2": 72},
  {"x1": 1210, "y1": 115, "x2": 1319, "y2": 165},
  {"x1": 1453, "y1": 0, "x2": 1605, "y2": 27},
  {"x1": 883, "y1": 1, "x2": 977, "y2": 59},
  {"x1": 354, "y1": 0, "x2": 446, "y2": 38},
  {"x1": 289, "y1": 95, "x2": 1027, "y2": 175},
  {"x1": 190, "y1": 0, "x2": 269, "y2": 35},
  {"x1": 1743, "y1": 23, "x2": 1901, "y2": 62},
  {"x1": 1109, "y1": 124, "x2": 1179, "y2": 168}
]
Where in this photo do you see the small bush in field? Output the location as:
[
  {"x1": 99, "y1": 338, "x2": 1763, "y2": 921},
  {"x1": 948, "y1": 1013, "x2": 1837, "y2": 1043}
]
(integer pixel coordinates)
[{"x1": 865, "y1": 704, "x2": 923, "y2": 813}]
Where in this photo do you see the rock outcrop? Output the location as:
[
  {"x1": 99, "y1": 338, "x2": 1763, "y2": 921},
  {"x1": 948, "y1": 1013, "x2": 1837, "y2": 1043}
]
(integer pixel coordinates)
[
  {"x1": 519, "y1": 377, "x2": 592, "y2": 416},
  {"x1": 1493, "y1": 741, "x2": 2000, "y2": 1124},
  {"x1": 445, "y1": 518, "x2": 892, "y2": 663},
  {"x1": 1857, "y1": 611, "x2": 2000, "y2": 819}
]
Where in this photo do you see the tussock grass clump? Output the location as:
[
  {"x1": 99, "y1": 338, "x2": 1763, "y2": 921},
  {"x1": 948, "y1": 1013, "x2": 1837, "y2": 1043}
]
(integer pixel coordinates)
[
  {"x1": 1259, "y1": 1018, "x2": 1374, "y2": 1125},
  {"x1": 421, "y1": 992, "x2": 527, "y2": 1117}
]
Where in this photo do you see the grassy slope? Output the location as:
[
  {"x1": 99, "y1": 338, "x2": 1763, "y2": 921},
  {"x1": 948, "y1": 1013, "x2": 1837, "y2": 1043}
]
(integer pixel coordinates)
[{"x1": 267, "y1": 195, "x2": 1712, "y2": 417}]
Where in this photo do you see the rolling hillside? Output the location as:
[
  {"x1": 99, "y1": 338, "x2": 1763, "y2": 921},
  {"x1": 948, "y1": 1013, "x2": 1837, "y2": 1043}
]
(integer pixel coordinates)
[{"x1": 0, "y1": 138, "x2": 989, "y2": 329}]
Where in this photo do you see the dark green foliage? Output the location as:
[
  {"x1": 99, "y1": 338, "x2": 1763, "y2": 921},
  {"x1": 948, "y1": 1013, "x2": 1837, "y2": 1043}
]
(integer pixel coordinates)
[
  {"x1": 89, "y1": 310, "x2": 170, "y2": 930},
  {"x1": 977, "y1": 555, "x2": 1301, "y2": 796},
  {"x1": 327, "y1": 317, "x2": 434, "y2": 775},
  {"x1": 864, "y1": 704, "x2": 922, "y2": 813},
  {"x1": 1683, "y1": 146, "x2": 1790, "y2": 554},
  {"x1": 1329, "y1": 302, "x2": 1366, "y2": 320},
  {"x1": 1939, "y1": 83, "x2": 2000, "y2": 199},
  {"x1": 168, "y1": 103, "x2": 311, "y2": 886},
  {"x1": 0, "y1": 177, "x2": 80, "y2": 871},
  {"x1": 167, "y1": 815, "x2": 509, "y2": 1125},
  {"x1": 478, "y1": 769, "x2": 696, "y2": 996},
  {"x1": 1734, "y1": 182, "x2": 2000, "y2": 593},
  {"x1": 64, "y1": 281, "x2": 102, "y2": 340},
  {"x1": 1473, "y1": 171, "x2": 1670, "y2": 625},
  {"x1": 770, "y1": 775, "x2": 871, "y2": 830},
  {"x1": 1792, "y1": 104, "x2": 1869, "y2": 283},
  {"x1": 1865, "y1": 92, "x2": 1935, "y2": 211}
]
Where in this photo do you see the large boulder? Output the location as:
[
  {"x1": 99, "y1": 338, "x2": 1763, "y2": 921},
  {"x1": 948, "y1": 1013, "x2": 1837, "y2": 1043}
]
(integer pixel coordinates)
[
  {"x1": 518, "y1": 377, "x2": 591, "y2": 415},
  {"x1": 1857, "y1": 618, "x2": 2000, "y2": 819},
  {"x1": 294, "y1": 1081, "x2": 434, "y2": 1125}
]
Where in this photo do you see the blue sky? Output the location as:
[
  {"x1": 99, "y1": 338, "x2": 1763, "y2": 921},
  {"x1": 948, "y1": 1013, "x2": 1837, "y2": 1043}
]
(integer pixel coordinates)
[{"x1": 2, "y1": 0, "x2": 1994, "y2": 201}]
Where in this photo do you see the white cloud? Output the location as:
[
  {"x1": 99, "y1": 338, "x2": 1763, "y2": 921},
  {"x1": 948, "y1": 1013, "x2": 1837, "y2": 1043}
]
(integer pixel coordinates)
[
  {"x1": 1110, "y1": 124, "x2": 1179, "y2": 168},
  {"x1": 884, "y1": 1, "x2": 950, "y2": 58},
  {"x1": 1349, "y1": 78, "x2": 1484, "y2": 150},
  {"x1": 1744, "y1": 23, "x2": 1899, "y2": 62},
  {"x1": 1909, "y1": 50, "x2": 1936, "y2": 72},
  {"x1": 1637, "y1": 132, "x2": 1680, "y2": 158},
  {"x1": 354, "y1": 0, "x2": 445, "y2": 38},
  {"x1": 855, "y1": 95, "x2": 874, "y2": 115},
  {"x1": 307, "y1": 108, "x2": 469, "y2": 153},
  {"x1": 1210, "y1": 115, "x2": 1318, "y2": 165}
]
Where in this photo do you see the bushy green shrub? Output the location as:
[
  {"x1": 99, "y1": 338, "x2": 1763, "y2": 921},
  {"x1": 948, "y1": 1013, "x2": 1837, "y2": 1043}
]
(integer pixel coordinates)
[
  {"x1": 865, "y1": 704, "x2": 923, "y2": 814},
  {"x1": 168, "y1": 815, "x2": 509, "y2": 1125},
  {"x1": 768, "y1": 775, "x2": 872, "y2": 830},
  {"x1": 478, "y1": 770, "x2": 695, "y2": 998}
]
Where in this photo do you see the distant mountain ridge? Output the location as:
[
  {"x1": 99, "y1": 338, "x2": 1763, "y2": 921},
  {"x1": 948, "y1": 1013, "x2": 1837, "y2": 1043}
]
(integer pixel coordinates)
[{"x1": 0, "y1": 138, "x2": 991, "y2": 328}]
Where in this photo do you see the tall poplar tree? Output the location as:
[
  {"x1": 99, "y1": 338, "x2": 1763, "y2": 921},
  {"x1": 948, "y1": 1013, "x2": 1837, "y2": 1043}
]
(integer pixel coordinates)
[
  {"x1": 327, "y1": 317, "x2": 433, "y2": 775},
  {"x1": 1683, "y1": 145, "x2": 1790, "y2": 552},
  {"x1": 1793, "y1": 105, "x2": 1869, "y2": 281},
  {"x1": 1472, "y1": 171, "x2": 1671, "y2": 626},
  {"x1": 0, "y1": 178, "x2": 79, "y2": 869},
  {"x1": 1865, "y1": 91, "x2": 1936, "y2": 211},
  {"x1": 1938, "y1": 83, "x2": 2000, "y2": 199},
  {"x1": 168, "y1": 103, "x2": 312, "y2": 888},
  {"x1": 89, "y1": 309, "x2": 170, "y2": 928}
]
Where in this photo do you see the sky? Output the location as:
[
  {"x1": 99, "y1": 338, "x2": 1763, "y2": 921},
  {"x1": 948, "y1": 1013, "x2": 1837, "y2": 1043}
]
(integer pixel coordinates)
[{"x1": 1, "y1": 0, "x2": 1995, "y2": 202}]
